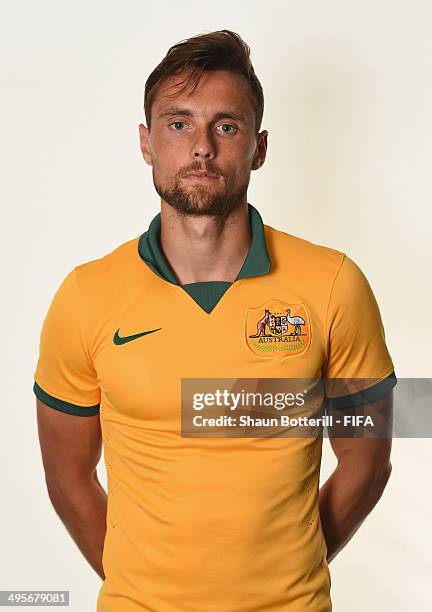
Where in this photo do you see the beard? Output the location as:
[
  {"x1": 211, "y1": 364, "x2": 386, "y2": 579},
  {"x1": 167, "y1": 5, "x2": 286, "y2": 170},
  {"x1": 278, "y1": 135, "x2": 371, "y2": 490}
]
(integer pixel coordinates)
[{"x1": 152, "y1": 166, "x2": 250, "y2": 219}]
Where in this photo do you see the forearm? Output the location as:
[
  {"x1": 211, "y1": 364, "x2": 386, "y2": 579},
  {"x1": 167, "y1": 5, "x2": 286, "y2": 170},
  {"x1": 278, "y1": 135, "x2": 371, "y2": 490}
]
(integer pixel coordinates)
[
  {"x1": 319, "y1": 457, "x2": 392, "y2": 563},
  {"x1": 45, "y1": 471, "x2": 107, "y2": 580}
]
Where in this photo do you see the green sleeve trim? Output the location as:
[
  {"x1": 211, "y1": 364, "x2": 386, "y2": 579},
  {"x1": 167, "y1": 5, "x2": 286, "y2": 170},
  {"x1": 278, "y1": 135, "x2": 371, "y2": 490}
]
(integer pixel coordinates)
[
  {"x1": 325, "y1": 371, "x2": 397, "y2": 410},
  {"x1": 33, "y1": 381, "x2": 100, "y2": 416}
]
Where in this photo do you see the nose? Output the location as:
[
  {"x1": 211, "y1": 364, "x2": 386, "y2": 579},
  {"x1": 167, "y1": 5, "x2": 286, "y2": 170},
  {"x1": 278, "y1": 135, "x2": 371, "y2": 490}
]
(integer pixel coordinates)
[{"x1": 191, "y1": 126, "x2": 216, "y2": 162}]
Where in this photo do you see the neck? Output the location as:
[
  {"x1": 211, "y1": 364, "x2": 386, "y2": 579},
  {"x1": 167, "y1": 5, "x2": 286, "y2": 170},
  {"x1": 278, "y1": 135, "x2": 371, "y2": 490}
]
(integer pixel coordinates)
[{"x1": 159, "y1": 200, "x2": 250, "y2": 284}]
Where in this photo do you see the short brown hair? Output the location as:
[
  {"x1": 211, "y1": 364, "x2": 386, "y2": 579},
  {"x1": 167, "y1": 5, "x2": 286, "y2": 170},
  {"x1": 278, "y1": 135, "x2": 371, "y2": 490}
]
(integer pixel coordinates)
[{"x1": 144, "y1": 29, "x2": 264, "y2": 134}]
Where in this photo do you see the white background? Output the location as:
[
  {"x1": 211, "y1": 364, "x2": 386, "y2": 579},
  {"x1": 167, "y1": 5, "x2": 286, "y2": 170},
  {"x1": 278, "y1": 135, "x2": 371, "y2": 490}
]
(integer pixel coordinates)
[{"x1": 1, "y1": 1, "x2": 431, "y2": 610}]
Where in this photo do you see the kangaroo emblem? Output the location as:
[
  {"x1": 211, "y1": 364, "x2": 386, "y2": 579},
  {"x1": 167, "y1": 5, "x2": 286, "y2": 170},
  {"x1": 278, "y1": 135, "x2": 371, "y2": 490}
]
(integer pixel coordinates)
[
  {"x1": 245, "y1": 300, "x2": 311, "y2": 359},
  {"x1": 249, "y1": 309, "x2": 271, "y2": 337}
]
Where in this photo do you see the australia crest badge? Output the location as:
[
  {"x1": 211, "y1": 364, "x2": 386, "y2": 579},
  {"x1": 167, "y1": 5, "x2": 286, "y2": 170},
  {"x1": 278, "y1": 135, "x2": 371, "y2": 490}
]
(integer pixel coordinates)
[{"x1": 245, "y1": 299, "x2": 311, "y2": 359}]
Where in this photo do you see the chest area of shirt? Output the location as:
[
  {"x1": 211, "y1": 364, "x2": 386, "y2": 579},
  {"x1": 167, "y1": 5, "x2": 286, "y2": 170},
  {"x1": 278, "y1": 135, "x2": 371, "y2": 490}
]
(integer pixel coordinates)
[{"x1": 89, "y1": 281, "x2": 327, "y2": 420}]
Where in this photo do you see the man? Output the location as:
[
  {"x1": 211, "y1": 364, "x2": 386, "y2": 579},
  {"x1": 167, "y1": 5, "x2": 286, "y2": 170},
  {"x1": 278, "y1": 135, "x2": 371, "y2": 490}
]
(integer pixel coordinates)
[{"x1": 34, "y1": 30, "x2": 397, "y2": 611}]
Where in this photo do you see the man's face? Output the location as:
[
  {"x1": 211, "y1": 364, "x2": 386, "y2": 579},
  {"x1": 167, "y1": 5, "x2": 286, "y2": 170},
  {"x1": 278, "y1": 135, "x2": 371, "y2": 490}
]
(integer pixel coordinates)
[{"x1": 139, "y1": 69, "x2": 267, "y2": 218}]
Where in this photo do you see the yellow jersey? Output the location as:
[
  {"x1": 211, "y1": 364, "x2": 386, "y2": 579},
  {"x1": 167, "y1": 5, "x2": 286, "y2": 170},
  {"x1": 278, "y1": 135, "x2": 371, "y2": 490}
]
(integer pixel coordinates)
[{"x1": 33, "y1": 203, "x2": 396, "y2": 611}]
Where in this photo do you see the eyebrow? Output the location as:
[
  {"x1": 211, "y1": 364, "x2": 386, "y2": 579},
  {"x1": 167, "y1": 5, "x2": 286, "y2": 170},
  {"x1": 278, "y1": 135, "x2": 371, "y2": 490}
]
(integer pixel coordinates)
[{"x1": 157, "y1": 107, "x2": 247, "y2": 123}]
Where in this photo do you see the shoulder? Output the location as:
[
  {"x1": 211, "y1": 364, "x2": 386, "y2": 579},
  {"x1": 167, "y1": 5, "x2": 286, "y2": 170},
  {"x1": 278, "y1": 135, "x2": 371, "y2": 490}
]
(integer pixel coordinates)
[
  {"x1": 72, "y1": 235, "x2": 140, "y2": 296},
  {"x1": 264, "y1": 223, "x2": 347, "y2": 278}
]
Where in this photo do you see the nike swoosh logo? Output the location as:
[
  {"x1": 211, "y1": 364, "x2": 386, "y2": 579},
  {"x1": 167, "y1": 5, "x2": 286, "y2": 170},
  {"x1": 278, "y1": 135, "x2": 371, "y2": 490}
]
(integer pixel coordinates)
[{"x1": 113, "y1": 327, "x2": 162, "y2": 345}]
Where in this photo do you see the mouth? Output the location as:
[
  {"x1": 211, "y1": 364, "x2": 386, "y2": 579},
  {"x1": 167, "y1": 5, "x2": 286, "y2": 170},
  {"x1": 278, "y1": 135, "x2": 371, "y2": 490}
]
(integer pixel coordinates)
[{"x1": 184, "y1": 172, "x2": 219, "y2": 181}]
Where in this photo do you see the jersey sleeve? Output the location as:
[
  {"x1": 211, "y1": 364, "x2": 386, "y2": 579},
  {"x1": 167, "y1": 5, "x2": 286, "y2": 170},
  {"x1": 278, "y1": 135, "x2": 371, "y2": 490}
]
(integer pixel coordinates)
[
  {"x1": 33, "y1": 267, "x2": 100, "y2": 416},
  {"x1": 323, "y1": 255, "x2": 397, "y2": 409}
]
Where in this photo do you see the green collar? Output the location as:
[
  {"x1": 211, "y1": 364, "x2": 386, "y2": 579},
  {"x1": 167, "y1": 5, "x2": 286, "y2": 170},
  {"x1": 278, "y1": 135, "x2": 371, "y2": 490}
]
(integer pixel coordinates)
[{"x1": 137, "y1": 203, "x2": 271, "y2": 313}]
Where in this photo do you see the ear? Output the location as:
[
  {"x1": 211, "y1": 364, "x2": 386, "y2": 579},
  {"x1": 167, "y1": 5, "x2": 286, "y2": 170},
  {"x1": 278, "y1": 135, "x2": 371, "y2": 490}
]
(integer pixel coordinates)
[
  {"x1": 138, "y1": 124, "x2": 153, "y2": 166},
  {"x1": 251, "y1": 129, "x2": 268, "y2": 171}
]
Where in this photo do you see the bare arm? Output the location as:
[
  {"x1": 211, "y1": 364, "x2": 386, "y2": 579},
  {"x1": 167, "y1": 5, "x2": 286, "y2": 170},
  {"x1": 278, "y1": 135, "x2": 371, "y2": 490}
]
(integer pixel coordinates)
[
  {"x1": 36, "y1": 399, "x2": 107, "y2": 580},
  {"x1": 319, "y1": 390, "x2": 393, "y2": 563}
]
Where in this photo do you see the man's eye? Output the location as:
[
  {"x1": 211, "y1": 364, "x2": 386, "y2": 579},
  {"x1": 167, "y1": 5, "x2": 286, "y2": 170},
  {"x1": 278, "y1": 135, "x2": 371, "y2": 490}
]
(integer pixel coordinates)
[
  {"x1": 217, "y1": 124, "x2": 237, "y2": 134},
  {"x1": 168, "y1": 122, "x2": 236, "y2": 133}
]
